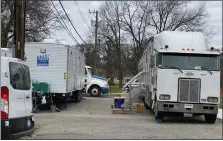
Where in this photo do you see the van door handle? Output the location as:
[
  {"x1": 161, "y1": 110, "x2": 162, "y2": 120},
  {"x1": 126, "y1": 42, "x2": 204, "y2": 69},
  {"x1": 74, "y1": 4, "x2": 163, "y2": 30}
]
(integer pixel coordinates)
[{"x1": 26, "y1": 96, "x2": 30, "y2": 99}]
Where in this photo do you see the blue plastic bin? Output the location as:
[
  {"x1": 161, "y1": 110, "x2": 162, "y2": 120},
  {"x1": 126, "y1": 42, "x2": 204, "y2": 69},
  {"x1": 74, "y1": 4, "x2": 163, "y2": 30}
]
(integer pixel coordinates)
[{"x1": 114, "y1": 97, "x2": 125, "y2": 108}]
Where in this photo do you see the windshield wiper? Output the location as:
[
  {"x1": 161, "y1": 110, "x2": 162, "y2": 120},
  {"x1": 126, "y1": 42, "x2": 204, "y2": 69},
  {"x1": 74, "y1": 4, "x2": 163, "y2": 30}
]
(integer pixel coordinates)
[
  {"x1": 164, "y1": 66, "x2": 183, "y2": 73},
  {"x1": 200, "y1": 66, "x2": 212, "y2": 75}
]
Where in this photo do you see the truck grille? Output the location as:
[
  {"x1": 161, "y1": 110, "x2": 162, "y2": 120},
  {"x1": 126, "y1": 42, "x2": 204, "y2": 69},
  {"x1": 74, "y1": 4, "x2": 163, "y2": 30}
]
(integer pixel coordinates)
[{"x1": 178, "y1": 78, "x2": 200, "y2": 103}]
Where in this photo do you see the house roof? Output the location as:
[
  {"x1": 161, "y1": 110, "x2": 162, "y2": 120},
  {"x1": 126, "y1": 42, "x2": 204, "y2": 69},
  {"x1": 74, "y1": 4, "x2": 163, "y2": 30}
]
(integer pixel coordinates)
[{"x1": 124, "y1": 74, "x2": 134, "y2": 78}]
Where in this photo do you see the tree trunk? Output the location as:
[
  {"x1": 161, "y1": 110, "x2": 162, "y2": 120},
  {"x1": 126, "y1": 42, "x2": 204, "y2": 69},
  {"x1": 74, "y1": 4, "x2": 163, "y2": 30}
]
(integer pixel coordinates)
[
  {"x1": 1, "y1": 31, "x2": 9, "y2": 47},
  {"x1": 117, "y1": 49, "x2": 123, "y2": 88},
  {"x1": 118, "y1": 70, "x2": 123, "y2": 88}
]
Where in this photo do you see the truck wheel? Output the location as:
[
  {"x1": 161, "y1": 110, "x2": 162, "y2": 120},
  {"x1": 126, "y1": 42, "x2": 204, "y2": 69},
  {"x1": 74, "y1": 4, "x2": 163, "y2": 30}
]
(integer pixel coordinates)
[
  {"x1": 70, "y1": 92, "x2": 76, "y2": 103},
  {"x1": 205, "y1": 114, "x2": 217, "y2": 124},
  {"x1": 71, "y1": 91, "x2": 83, "y2": 102},
  {"x1": 153, "y1": 101, "x2": 164, "y2": 122},
  {"x1": 144, "y1": 101, "x2": 150, "y2": 109},
  {"x1": 76, "y1": 90, "x2": 83, "y2": 102},
  {"x1": 89, "y1": 86, "x2": 101, "y2": 97}
]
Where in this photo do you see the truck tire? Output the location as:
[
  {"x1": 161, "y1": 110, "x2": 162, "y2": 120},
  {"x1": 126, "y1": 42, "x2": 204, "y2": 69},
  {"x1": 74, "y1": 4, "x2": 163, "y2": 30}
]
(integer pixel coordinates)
[
  {"x1": 153, "y1": 101, "x2": 164, "y2": 122},
  {"x1": 205, "y1": 114, "x2": 217, "y2": 124},
  {"x1": 76, "y1": 90, "x2": 83, "y2": 102},
  {"x1": 89, "y1": 86, "x2": 101, "y2": 97},
  {"x1": 70, "y1": 92, "x2": 76, "y2": 103},
  {"x1": 71, "y1": 91, "x2": 83, "y2": 102},
  {"x1": 144, "y1": 101, "x2": 150, "y2": 109}
]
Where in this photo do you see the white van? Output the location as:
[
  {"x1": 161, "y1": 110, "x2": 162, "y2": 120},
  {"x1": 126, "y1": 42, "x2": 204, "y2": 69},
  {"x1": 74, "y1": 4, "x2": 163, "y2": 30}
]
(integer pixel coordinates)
[{"x1": 1, "y1": 57, "x2": 34, "y2": 139}]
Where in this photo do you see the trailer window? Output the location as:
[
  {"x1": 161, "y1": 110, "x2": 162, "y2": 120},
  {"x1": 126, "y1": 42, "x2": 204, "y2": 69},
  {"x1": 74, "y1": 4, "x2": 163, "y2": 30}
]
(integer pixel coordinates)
[{"x1": 161, "y1": 53, "x2": 220, "y2": 71}]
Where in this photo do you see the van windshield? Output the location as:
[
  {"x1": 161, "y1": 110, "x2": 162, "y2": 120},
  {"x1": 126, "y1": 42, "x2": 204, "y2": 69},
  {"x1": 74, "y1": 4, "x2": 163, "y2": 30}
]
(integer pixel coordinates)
[
  {"x1": 9, "y1": 62, "x2": 31, "y2": 90},
  {"x1": 161, "y1": 53, "x2": 220, "y2": 71}
]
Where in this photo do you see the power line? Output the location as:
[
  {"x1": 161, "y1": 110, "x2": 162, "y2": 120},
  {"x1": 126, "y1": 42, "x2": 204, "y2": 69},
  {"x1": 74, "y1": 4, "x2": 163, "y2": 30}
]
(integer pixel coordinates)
[
  {"x1": 56, "y1": 16, "x2": 79, "y2": 45},
  {"x1": 50, "y1": 0, "x2": 80, "y2": 45},
  {"x1": 58, "y1": 0, "x2": 87, "y2": 44},
  {"x1": 73, "y1": 1, "x2": 92, "y2": 32}
]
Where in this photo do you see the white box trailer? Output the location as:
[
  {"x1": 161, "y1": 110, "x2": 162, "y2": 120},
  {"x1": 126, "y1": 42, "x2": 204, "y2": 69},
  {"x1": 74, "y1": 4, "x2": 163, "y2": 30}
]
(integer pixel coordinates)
[
  {"x1": 25, "y1": 41, "x2": 85, "y2": 102},
  {"x1": 139, "y1": 31, "x2": 221, "y2": 123}
]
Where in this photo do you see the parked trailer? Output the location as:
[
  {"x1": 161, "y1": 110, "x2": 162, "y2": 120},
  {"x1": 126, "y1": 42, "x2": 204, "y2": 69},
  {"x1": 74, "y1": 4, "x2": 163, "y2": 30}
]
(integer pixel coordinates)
[
  {"x1": 139, "y1": 31, "x2": 221, "y2": 123},
  {"x1": 25, "y1": 40, "x2": 85, "y2": 103}
]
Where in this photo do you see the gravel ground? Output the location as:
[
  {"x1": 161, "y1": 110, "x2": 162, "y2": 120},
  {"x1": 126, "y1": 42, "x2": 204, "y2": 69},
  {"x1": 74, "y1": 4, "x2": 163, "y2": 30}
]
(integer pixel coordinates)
[{"x1": 28, "y1": 96, "x2": 222, "y2": 140}]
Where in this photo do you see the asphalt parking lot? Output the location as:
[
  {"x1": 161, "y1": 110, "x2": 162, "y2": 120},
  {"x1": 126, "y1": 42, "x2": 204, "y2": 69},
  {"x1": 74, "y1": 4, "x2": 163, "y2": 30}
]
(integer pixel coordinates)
[{"x1": 28, "y1": 95, "x2": 222, "y2": 139}]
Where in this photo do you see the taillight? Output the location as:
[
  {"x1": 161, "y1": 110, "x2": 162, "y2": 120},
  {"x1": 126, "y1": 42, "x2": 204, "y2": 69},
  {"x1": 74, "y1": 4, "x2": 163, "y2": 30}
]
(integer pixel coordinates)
[
  {"x1": 2, "y1": 86, "x2": 9, "y2": 101},
  {"x1": 153, "y1": 88, "x2": 157, "y2": 91},
  {"x1": 1, "y1": 86, "x2": 9, "y2": 119}
]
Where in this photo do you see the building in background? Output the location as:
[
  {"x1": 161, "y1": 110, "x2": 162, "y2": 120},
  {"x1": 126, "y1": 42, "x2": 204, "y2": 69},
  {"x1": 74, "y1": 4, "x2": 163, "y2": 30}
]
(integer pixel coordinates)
[{"x1": 113, "y1": 74, "x2": 135, "y2": 85}]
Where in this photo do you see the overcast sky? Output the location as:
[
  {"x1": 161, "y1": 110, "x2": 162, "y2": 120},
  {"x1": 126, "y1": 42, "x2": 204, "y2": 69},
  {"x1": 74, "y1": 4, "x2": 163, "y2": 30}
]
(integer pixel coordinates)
[{"x1": 50, "y1": 1, "x2": 222, "y2": 49}]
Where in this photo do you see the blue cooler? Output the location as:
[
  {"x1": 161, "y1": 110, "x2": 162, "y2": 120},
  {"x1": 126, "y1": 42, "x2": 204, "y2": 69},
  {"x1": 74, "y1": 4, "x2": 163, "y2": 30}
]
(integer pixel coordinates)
[{"x1": 114, "y1": 97, "x2": 125, "y2": 108}]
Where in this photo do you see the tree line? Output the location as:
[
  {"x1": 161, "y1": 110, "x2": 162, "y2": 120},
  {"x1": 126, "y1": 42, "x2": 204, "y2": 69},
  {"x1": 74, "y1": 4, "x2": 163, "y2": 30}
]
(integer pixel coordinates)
[
  {"x1": 1, "y1": 1, "x2": 218, "y2": 88},
  {"x1": 80, "y1": 1, "x2": 216, "y2": 87}
]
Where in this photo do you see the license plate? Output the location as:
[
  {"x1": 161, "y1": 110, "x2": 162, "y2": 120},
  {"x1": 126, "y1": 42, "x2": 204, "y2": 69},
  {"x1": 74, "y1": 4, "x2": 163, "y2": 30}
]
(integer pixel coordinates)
[
  {"x1": 27, "y1": 120, "x2": 31, "y2": 127},
  {"x1": 184, "y1": 104, "x2": 193, "y2": 108},
  {"x1": 184, "y1": 113, "x2": 193, "y2": 117}
]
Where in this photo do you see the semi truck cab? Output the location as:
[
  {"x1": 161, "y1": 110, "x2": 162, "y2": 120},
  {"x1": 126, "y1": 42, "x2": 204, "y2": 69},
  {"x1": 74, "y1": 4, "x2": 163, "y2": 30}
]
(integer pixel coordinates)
[
  {"x1": 141, "y1": 31, "x2": 221, "y2": 123},
  {"x1": 85, "y1": 66, "x2": 109, "y2": 96}
]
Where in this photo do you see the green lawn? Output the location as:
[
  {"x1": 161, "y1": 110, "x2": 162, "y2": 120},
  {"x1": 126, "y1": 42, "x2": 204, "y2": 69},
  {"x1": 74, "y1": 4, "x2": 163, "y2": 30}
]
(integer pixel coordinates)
[{"x1": 110, "y1": 85, "x2": 122, "y2": 93}]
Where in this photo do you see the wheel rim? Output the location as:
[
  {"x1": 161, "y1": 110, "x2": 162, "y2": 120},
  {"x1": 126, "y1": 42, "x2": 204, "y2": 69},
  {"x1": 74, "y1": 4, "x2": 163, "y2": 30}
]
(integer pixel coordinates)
[{"x1": 91, "y1": 88, "x2": 99, "y2": 96}]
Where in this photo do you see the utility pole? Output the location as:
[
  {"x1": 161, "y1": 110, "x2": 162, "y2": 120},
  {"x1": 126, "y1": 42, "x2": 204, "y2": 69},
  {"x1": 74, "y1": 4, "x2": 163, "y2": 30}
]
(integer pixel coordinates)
[
  {"x1": 89, "y1": 10, "x2": 99, "y2": 74},
  {"x1": 14, "y1": 0, "x2": 26, "y2": 60}
]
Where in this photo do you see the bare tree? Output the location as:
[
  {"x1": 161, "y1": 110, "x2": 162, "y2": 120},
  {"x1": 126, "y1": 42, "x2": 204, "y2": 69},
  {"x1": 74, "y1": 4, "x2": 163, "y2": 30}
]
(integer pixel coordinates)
[
  {"x1": 146, "y1": 1, "x2": 216, "y2": 37},
  {"x1": 1, "y1": 0, "x2": 66, "y2": 47},
  {"x1": 119, "y1": 1, "x2": 152, "y2": 74},
  {"x1": 94, "y1": 1, "x2": 216, "y2": 86},
  {"x1": 99, "y1": 1, "x2": 125, "y2": 88}
]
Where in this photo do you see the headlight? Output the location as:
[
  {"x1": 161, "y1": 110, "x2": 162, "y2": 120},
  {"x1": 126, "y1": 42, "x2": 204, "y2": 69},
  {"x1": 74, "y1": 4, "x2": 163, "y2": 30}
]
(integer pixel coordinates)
[
  {"x1": 104, "y1": 82, "x2": 109, "y2": 88},
  {"x1": 159, "y1": 94, "x2": 170, "y2": 100},
  {"x1": 207, "y1": 97, "x2": 218, "y2": 102}
]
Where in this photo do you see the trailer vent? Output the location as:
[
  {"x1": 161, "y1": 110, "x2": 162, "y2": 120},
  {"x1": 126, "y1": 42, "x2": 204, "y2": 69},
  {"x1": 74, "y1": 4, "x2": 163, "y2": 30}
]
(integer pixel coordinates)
[{"x1": 178, "y1": 78, "x2": 200, "y2": 103}]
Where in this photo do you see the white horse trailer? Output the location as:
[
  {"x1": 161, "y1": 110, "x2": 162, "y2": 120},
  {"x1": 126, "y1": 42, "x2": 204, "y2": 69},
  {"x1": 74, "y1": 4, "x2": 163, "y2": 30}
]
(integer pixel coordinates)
[{"x1": 25, "y1": 41, "x2": 85, "y2": 103}]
